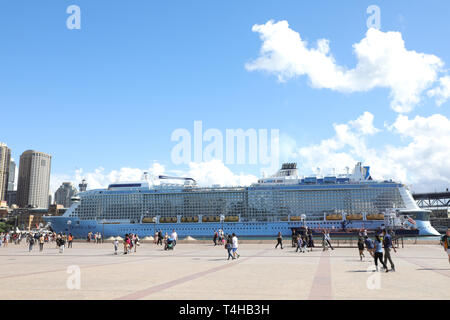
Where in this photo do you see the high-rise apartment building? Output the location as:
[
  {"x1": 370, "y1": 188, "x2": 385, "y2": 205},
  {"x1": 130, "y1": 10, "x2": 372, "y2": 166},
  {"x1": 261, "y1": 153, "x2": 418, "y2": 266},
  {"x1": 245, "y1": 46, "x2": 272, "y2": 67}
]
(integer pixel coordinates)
[
  {"x1": 0, "y1": 142, "x2": 11, "y2": 201},
  {"x1": 17, "y1": 150, "x2": 52, "y2": 209},
  {"x1": 8, "y1": 159, "x2": 16, "y2": 191},
  {"x1": 54, "y1": 182, "x2": 78, "y2": 208}
]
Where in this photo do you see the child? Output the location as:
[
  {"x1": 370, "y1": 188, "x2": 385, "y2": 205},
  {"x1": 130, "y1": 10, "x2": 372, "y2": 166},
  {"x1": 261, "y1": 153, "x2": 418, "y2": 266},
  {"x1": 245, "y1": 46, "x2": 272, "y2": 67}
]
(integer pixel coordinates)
[
  {"x1": 113, "y1": 238, "x2": 119, "y2": 255},
  {"x1": 296, "y1": 236, "x2": 304, "y2": 253},
  {"x1": 301, "y1": 236, "x2": 308, "y2": 252}
]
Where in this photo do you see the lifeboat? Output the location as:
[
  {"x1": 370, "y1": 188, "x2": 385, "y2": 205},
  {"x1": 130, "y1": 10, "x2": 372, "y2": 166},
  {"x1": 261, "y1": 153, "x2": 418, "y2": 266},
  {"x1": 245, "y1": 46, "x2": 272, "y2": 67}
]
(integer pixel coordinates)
[
  {"x1": 326, "y1": 214, "x2": 343, "y2": 221},
  {"x1": 290, "y1": 216, "x2": 302, "y2": 221},
  {"x1": 202, "y1": 216, "x2": 220, "y2": 222},
  {"x1": 224, "y1": 216, "x2": 239, "y2": 222},
  {"x1": 142, "y1": 217, "x2": 156, "y2": 223},
  {"x1": 280, "y1": 216, "x2": 289, "y2": 221},
  {"x1": 181, "y1": 216, "x2": 199, "y2": 223},
  {"x1": 346, "y1": 214, "x2": 363, "y2": 220},
  {"x1": 366, "y1": 213, "x2": 384, "y2": 220},
  {"x1": 160, "y1": 216, "x2": 178, "y2": 223}
]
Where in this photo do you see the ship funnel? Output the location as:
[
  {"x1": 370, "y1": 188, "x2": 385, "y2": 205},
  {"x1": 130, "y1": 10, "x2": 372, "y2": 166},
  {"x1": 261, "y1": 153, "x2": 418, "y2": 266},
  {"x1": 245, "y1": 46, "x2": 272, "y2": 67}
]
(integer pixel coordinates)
[{"x1": 274, "y1": 163, "x2": 298, "y2": 178}]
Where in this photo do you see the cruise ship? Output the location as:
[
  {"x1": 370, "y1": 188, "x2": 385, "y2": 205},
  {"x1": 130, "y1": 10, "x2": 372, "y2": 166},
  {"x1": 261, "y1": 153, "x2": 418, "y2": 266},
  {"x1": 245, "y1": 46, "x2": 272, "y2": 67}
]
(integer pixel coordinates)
[{"x1": 43, "y1": 162, "x2": 440, "y2": 238}]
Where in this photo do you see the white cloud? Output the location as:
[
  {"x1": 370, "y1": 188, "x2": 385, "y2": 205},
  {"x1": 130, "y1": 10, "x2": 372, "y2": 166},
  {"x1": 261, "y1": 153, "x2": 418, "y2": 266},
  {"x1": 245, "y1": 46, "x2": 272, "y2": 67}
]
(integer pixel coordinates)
[
  {"x1": 51, "y1": 160, "x2": 258, "y2": 193},
  {"x1": 246, "y1": 20, "x2": 444, "y2": 113},
  {"x1": 186, "y1": 159, "x2": 258, "y2": 187},
  {"x1": 428, "y1": 75, "x2": 450, "y2": 106},
  {"x1": 50, "y1": 174, "x2": 73, "y2": 195},
  {"x1": 285, "y1": 112, "x2": 450, "y2": 192}
]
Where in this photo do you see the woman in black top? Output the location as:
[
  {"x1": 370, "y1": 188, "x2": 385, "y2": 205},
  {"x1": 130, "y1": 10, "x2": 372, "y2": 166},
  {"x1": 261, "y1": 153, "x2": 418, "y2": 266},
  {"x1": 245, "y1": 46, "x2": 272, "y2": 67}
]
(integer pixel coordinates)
[{"x1": 275, "y1": 232, "x2": 283, "y2": 249}]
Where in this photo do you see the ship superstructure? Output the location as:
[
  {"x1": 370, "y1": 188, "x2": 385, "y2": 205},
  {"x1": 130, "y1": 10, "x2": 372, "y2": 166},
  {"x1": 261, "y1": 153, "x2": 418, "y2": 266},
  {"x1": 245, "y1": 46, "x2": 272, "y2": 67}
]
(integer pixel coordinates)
[{"x1": 43, "y1": 162, "x2": 440, "y2": 237}]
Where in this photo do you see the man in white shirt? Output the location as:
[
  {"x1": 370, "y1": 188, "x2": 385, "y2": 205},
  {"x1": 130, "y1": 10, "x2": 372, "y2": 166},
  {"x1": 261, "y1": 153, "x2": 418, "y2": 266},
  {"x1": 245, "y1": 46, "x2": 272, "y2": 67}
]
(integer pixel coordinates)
[
  {"x1": 232, "y1": 233, "x2": 240, "y2": 259},
  {"x1": 171, "y1": 229, "x2": 178, "y2": 246}
]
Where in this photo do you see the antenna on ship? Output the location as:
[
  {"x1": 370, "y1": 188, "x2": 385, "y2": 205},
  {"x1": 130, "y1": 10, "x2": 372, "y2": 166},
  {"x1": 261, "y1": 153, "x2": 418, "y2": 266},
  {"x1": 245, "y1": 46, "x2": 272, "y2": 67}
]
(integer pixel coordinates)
[{"x1": 143, "y1": 171, "x2": 149, "y2": 181}]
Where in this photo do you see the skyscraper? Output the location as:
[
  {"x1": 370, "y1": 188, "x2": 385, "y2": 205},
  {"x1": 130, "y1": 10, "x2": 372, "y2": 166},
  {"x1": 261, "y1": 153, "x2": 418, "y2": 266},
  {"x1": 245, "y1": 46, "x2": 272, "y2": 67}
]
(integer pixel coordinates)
[
  {"x1": 54, "y1": 182, "x2": 78, "y2": 208},
  {"x1": 17, "y1": 150, "x2": 52, "y2": 209},
  {"x1": 0, "y1": 142, "x2": 11, "y2": 201},
  {"x1": 8, "y1": 159, "x2": 16, "y2": 191}
]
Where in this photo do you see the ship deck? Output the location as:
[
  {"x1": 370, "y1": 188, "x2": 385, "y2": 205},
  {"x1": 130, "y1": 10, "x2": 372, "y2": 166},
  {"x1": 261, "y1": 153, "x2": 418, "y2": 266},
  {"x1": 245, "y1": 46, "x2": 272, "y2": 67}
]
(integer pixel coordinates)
[{"x1": 0, "y1": 241, "x2": 448, "y2": 300}]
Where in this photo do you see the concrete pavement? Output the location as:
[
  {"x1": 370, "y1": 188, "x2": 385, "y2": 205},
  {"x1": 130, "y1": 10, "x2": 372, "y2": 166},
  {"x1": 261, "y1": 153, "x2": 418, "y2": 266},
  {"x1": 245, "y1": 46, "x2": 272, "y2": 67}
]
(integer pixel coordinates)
[{"x1": 0, "y1": 242, "x2": 448, "y2": 300}]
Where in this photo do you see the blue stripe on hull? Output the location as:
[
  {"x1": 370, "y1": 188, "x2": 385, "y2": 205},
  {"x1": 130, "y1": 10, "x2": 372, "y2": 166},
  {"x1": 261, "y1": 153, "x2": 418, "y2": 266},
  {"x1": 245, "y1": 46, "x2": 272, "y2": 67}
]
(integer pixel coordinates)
[{"x1": 45, "y1": 216, "x2": 420, "y2": 238}]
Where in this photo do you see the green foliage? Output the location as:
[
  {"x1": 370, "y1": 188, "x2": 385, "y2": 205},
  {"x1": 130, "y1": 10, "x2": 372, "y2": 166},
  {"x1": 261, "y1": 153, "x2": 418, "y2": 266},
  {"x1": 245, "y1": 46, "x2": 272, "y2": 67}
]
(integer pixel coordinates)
[{"x1": 0, "y1": 222, "x2": 8, "y2": 233}]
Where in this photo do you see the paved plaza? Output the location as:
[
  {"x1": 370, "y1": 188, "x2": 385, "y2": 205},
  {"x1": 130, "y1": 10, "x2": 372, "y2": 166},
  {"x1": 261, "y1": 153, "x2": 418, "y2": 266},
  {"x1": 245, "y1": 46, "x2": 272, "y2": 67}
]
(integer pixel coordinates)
[{"x1": 0, "y1": 241, "x2": 449, "y2": 300}]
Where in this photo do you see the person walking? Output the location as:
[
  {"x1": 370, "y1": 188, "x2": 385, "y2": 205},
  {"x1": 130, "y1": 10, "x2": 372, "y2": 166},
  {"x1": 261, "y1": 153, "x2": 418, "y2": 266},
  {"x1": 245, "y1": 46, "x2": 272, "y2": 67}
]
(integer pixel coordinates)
[
  {"x1": 358, "y1": 237, "x2": 365, "y2": 260},
  {"x1": 231, "y1": 233, "x2": 240, "y2": 259},
  {"x1": 39, "y1": 234, "x2": 45, "y2": 252},
  {"x1": 4, "y1": 233, "x2": 10, "y2": 247},
  {"x1": 296, "y1": 236, "x2": 303, "y2": 253},
  {"x1": 225, "y1": 234, "x2": 234, "y2": 260},
  {"x1": 307, "y1": 232, "x2": 314, "y2": 252},
  {"x1": 324, "y1": 230, "x2": 334, "y2": 250},
  {"x1": 364, "y1": 235, "x2": 375, "y2": 257},
  {"x1": 213, "y1": 230, "x2": 218, "y2": 246},
  {"x1": 382, "y1": 230, "x2": 396, "y2": 272},
  {"x1": 171, "y1": 230, "x2": 178, "y2": 247},
  {"x1": 154, "y1": 230, "x2": 158, "y2": 244},
  {"x1": 68, "y1": 234, "x2": 73, "y2": 248},
  {"x1": 373, "y1": 235, "x2": 388, "y2": 272},
  {"x1": 275, "y1": 232, "x2": 283, "y2": 249},
  {"x1": 134, "y1": 234, "x2": 140, "y2": 252},
  {"x1": 322, "y1": 230, "x2": 328, "y2": 251},
  {"x1": 57, "y1": 235, "x2": 66, "y2": 254},
  {"x1": 128, "y1": 234, "x2": 133, "y2": 253},
  {"x1": 218, "y1": 229, "x2": 222, "y2": 244},
  {"x1": 123, "y1": 234, "x2": 129, "y2": 254},
  {"x1": 440, "y1": 228, "x2": 450, "y2": 264},
  {"x1": 301, "y1": 235, "x2": 308, "y2": 252},
  {"x1": 113, "y1": 238, "x2": 119, "y2": 255},
  {"x1": 28, "y1": 234, "x2": 34, "y2": 252},
  {"x1": 157, "y1": 230, "x2": 163, "y2": 246}
]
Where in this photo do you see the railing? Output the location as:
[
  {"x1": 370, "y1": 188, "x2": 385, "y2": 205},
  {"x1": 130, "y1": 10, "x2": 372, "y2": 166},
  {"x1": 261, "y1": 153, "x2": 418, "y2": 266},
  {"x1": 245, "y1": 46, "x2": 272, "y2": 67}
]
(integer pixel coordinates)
[{"x1": 290, "y1": 235, "x2": 419, "y2": 248}]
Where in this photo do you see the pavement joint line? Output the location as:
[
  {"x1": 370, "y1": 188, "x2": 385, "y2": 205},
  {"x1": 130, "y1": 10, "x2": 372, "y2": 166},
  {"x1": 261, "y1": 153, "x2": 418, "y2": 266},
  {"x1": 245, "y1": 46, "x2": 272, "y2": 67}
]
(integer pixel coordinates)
[
  {"x1": 398, "y1": 255, "x2": 450, "y2": 278},
  {"x1": 0, "y1": 255, "x2": 164, "y2": 280},
  {"x1": 308, "y1": 250, "x2": 333, "y2": 300},
  {"x1": 0, "y1": 248, "x2": 242, "y2": 280},
  {"x1": 115, "y1": 249, "x2": 269, "y2": 300}
]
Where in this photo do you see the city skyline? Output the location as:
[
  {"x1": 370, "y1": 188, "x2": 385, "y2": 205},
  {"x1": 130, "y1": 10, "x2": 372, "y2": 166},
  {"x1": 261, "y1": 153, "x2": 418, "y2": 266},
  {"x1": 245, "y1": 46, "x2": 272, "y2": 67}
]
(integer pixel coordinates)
[{"x1": 1, "y1": 1, "x2": 450, "y2": 193}]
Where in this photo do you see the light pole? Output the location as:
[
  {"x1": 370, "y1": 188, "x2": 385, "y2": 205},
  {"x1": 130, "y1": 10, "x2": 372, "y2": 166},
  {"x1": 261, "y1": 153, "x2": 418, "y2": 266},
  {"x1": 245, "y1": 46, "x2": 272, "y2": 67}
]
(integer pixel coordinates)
[
  {"x1": 301, "y1": 214, "x2": 306, "y2": 228},
  {"x1": 152, "y1": 216, "x2": 157, "y2": 238},
  {"x1": 102, "y1": 219, "x2": 106, "y2": 243},
  {"x1": 67, "y1": 220, "x2": 72, "y2": 237},
  {"x1": 220, "y1": 214, "x2": 225, "y2": 233}
]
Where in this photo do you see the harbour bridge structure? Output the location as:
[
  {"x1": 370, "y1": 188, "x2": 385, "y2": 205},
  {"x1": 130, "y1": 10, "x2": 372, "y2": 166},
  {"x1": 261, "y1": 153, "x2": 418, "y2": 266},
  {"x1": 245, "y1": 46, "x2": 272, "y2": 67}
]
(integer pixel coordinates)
[
  {"x1": 412, "y1": 190, "x2": 450, "y2": 233},
  {"x1": 412, "y1": 191, "x2": 450, "y2": 210}
]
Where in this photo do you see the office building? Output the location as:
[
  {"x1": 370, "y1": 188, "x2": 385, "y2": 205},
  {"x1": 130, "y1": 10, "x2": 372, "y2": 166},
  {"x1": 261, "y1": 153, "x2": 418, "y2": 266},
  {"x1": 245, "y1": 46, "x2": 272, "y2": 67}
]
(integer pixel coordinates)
[
  {"x1": 17, "y1": 150, "x2": 52, "y2": 209},
  {"x1": 0, "y1": 143, "x2": 11, "y2": 201}
]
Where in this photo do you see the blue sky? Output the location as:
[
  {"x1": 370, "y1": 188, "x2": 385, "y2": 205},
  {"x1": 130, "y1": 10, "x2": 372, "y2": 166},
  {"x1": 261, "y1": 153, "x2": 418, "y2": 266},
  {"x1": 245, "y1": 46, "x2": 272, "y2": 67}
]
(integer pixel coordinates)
[{"x1": 1, "y1": 1, "x2": 450, "y2": 192}]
